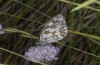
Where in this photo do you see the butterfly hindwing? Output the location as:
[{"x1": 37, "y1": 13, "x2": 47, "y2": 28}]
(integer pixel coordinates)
[{"x1": 40, "y1": 14, "x2": 67, "y2": 43}]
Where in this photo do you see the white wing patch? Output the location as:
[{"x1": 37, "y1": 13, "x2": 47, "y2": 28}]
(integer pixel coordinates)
[{"x1": 40, "y1": 14, "x2": 67, "y2": 43}]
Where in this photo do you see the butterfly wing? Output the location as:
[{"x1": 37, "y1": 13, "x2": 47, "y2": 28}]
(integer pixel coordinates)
[
  {"x1": 0, "y1": 24, "x2": 2, "y2": 30},
  {"x1": 40, "y1": 14, "x2": 67, "y2": 43},
  {"x1": 0, "y1": 24, "x2": 5, "y2": 34}
]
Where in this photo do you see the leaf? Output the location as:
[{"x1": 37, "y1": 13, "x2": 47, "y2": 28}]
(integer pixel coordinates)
[{"x1": 71, "y1": 0, "x2": 97, "y2": 12}]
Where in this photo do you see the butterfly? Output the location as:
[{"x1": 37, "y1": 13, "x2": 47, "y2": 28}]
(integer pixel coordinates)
[
  {"x1": 37, "y1": 14, "x2": 68, "y2": 45},
  {"x1": 25, "y1": 14, "x2": 68, "y2": 63}
]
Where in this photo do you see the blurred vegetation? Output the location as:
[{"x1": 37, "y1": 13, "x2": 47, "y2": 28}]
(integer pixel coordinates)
[{"x1": 0, "y1": 0, "x2": 100, "y2": 65}]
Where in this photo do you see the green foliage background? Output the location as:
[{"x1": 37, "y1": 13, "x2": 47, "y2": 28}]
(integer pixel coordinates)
[{"x1": 0, "y1": 0, "x2": 100, "y2": 65}]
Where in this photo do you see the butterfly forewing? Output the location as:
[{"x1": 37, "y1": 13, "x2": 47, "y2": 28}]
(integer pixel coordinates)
[{"x1": 40, "y1": 14, "x2": 67, "y2": 43}]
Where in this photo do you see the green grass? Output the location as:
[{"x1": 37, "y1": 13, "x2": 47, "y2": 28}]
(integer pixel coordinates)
[{"x1": 0, "y1": 0, "x2": 100, "y2": 65}]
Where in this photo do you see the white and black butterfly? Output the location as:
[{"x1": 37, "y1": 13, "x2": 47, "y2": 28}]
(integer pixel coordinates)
[
  {"x1": 37, "y1": 14, "x2": 67, "y2": 45},
  {"x1": 25, "y1": 14, "x2": 68, "y2": 63}
]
